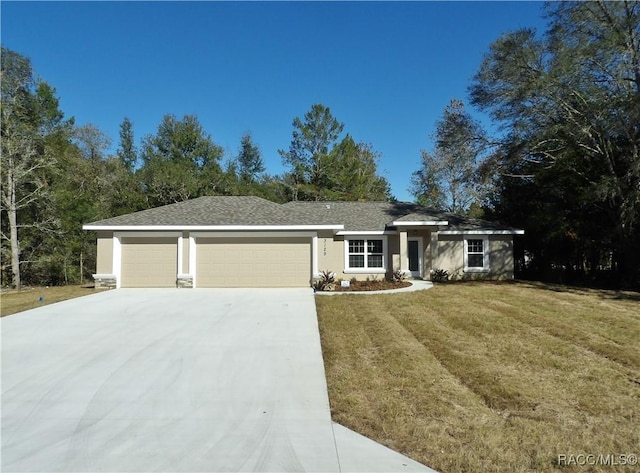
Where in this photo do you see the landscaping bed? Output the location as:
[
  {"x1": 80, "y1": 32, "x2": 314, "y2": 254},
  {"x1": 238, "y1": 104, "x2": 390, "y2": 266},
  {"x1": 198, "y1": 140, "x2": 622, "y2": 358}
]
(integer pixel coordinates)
[{"x1": 332, "y1": 279, "x2": 412, "y2": 292}]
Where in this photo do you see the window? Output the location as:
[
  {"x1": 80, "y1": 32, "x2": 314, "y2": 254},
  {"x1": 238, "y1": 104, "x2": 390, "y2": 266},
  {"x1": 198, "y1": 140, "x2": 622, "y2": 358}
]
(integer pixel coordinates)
[
  {"x1": 464, "y1": 236, "x2": 489, "y2": 272},
  {"x1": 345, "y1": 237, "x2": 386, "y2": 272}
]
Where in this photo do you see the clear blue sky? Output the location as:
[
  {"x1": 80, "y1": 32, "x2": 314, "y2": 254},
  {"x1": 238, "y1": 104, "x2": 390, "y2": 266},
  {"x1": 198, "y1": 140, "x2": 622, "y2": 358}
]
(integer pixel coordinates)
[{"x1": 2, "y1": 1, "x2": 548, "y2": 202}]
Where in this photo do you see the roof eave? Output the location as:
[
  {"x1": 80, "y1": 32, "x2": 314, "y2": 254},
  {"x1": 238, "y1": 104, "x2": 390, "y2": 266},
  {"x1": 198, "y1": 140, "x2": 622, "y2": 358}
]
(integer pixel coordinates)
[
  {"x1": 83, "y1": 224, "x2": 345, "y2": 231},
  {"x1": 439, "y1": 229, "x2": 525, "y2": 235},
  {"x1": 392, "y1": 220, "x2": 449, "y2": 226}
]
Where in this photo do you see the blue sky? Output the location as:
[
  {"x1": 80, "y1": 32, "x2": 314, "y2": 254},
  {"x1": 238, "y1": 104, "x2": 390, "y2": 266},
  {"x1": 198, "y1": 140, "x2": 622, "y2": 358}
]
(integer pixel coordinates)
[{"x1": 2, "y1": 1, "x2": 548, "y2": 202}]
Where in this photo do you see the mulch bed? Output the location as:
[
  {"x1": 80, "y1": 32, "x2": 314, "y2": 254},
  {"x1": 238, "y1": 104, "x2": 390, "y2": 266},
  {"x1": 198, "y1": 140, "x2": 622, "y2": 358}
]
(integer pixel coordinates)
[{"x1": 331, "y1": 280, "x2": 412, "y2": 292}]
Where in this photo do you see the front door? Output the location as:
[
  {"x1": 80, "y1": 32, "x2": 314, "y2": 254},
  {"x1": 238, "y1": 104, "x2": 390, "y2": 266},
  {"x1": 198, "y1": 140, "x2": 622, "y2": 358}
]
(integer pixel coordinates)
[{"x1": 408, "y1": 238, "x2": 422, "y2": 278}]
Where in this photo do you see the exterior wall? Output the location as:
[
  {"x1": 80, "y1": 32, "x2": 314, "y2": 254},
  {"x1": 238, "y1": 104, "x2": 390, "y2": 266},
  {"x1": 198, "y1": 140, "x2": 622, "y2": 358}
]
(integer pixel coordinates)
[
  {"x1": 94, "y1": 231, "x2": 115, "y2": 288},
  {"x1": 318, "y1": 231, "x2": 396, "y2": 281},
  {"x1": 89, "y1": 228, "x2": 516, "y2": 288},
  {"x1": 435, "y1": 235, "x2": 465, "y2": 277},
  {"x1": 95, "y1": 232, "x2": 114, "y2": 274},
  {"x1": 488, "y1": 236, "x2": 515, "y2": 279},
  {"x1": 389, "y1": 235, "x2": 400, "y2": 273},
  {"x1": 435, "y1": 234, "x2": 515, "y2": 280},
  {"x1": 317, "y1": 231, "x2": 344, "y2": 277}
]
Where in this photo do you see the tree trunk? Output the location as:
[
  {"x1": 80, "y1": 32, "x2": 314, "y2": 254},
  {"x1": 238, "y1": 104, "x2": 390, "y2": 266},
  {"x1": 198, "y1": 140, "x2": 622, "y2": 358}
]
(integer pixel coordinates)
[{"x1": 8, "y1": 167, "x2": 21, "y2": 290}]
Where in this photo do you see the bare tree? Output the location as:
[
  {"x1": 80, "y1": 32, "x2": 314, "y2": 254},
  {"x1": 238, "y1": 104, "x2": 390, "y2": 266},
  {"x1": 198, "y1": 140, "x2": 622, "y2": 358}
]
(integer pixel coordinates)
[{"x1": 1, "y1": 47, "x2": 62, "y2": 288}]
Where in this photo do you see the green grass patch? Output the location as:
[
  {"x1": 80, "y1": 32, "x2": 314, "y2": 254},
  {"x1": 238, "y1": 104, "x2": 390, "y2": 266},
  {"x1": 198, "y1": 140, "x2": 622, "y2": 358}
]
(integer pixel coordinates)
[{"x1": 316, "y1": 281, "x2": 640, "y2": 472}]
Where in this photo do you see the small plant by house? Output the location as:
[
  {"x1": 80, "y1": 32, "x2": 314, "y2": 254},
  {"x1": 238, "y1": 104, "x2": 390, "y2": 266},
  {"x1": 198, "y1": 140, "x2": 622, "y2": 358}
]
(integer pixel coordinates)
[
  {"x1": 392, "y1": 269, "x2": 407, "y2": 283},
  {"x1": 313, "y1": 270, "x2": 336, "y2": 292},
  {"x1": 430, "y1": 268, "x2": 449, "y2": 283}
]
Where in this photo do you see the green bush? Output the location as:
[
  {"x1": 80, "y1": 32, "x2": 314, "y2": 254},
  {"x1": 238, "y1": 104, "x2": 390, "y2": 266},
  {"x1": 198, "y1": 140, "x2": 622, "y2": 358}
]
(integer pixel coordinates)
[{"x1": 430, "y1": 268, "x2": 450, "y2": 283}]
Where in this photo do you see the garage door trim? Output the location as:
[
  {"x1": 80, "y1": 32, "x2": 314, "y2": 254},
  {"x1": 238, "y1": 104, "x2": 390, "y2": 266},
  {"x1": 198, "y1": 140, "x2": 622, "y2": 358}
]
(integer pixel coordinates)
[{"x1": 190, "y1": 231, "x2": 318, "y2": 288}]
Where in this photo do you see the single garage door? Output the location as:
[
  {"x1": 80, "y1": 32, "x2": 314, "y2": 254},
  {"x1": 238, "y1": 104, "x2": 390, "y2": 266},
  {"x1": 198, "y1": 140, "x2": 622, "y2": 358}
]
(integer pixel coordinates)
[
  {"x1": 121, "y1": 237, "x2": 178, "y2": 288},
  {"x1": 196, "y1": 237, "x2": 311, "y2": 287}
]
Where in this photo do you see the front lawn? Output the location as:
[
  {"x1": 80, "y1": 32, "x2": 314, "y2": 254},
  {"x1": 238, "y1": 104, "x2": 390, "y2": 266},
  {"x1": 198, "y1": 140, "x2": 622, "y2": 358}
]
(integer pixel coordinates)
[
  {"x1": 316, "y1": 281, "x2": 640, "y2": 472},
  {"x1": 1, "y1": 285, "x2": 99, "y2": 317}
]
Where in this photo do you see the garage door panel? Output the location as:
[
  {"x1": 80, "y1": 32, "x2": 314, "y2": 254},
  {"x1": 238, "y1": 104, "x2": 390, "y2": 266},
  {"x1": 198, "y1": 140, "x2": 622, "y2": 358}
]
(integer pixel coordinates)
[
  {"x1": 121, "y1": 238, "x2": 177, "y2": 288},
  {"x1": 197, "y1": 237, "x2": 310, "y2": 287}
]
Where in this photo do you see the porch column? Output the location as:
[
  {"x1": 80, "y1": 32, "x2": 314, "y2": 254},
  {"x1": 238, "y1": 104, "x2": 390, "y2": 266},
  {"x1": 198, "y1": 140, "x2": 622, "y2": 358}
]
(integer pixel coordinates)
[
  {"x1": 399, "y1": 230, "x2": 408, "y2": 273},
  {"x1": 430, "y1": 231, "x2": 439, "y2": 274},
  {"x1": 311, "y1": 234, "x2": 319, "y2": 278}
]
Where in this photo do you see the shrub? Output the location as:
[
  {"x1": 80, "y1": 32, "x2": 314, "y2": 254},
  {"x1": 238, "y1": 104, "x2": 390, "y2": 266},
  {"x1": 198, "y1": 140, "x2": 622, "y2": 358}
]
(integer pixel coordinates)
[
  {"x1": 313, "y1": 270, "x2": 336, "y2": 291},
  {"x1": 391, "y1": 269, "x2": 407, "y2": 283},
  {"x1": 430, "y1": 268, "x2": 450, "y2": 283}
]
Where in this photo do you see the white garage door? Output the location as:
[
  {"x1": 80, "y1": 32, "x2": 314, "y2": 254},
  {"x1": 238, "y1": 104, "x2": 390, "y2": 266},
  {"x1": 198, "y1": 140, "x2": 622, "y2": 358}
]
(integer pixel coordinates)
[
  {"x1": 121, "y1": 237, "x2": 177, "y2": 288},
  {"x1": 196, "y1": 237, "x2": 311, "y2": 287}
]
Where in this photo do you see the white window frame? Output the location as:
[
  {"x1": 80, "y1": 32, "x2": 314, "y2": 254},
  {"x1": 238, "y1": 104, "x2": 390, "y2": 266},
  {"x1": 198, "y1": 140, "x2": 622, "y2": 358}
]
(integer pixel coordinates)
[
  {"x1": 464, "y1": 235, "x2": 489, "y2": 272},
  {"x1": 344, "y1": 236, "x2": 388, "y2": 274}
]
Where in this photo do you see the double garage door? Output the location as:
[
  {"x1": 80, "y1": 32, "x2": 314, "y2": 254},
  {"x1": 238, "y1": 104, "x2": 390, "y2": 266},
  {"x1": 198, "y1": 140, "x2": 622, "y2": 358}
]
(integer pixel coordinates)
[
  {"x1": 120, "y1": 236, "x2": 311, "y2": 288},
  {"x1": 196, "y1": 237, "x2": 310, "y2": 287}
]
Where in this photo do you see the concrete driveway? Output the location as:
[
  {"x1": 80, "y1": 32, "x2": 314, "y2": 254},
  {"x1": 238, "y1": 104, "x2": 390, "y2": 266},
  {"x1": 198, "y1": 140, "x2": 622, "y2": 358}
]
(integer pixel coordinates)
[{"x1": 1, "y1": 289, "x2": 435, "y2": 472}]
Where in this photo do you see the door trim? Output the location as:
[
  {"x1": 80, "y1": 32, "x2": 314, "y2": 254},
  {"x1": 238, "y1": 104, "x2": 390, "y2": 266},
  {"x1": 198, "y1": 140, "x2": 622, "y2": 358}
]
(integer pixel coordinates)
[{"x1": 407, "y1": 237, "x2": 423, "y2": 278}]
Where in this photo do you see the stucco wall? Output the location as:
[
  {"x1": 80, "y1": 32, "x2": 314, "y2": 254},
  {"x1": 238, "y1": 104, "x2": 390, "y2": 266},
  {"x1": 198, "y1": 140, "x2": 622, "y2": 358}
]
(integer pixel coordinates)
[
  {"x1": 317, "y1": 231, "x2": 344, "y2": 276},
  {"x1": 318, "y1": 231, "x2": 396, "y2": 281},
  {"x1": 96, "y1": 231, "x2": 114, "y2": 274},
  {"x1": 488, "y1": 236, "x2": 515, "y2": 279},
  {"x1": 435, "y1": 235, "x2": 465, "y2": 276},
  {"x1": 435, "y1": 234, "x2": 515, "y2": 280},
  {"x1": 389, "y1": 235, "x2": 400, "y2": 273}
]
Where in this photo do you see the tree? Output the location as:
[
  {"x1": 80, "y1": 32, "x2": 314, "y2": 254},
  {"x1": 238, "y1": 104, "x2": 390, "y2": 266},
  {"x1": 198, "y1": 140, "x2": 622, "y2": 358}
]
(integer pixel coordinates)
[
  {"x1": 117, "y1": 117, "x2": 137, "y2": 170},
  {"x1": 139, "y1": 114, "x2": 224, "y2": 207},
  {"x1": 0, "y1": 47, "x2": 69, "y2": 289},
  {"x1": 324, "y1": 135, "x2": 391, "y2": 201},
  {"x1": 469, "y1": 0, "x2": 640, "y2": 287},
  {"x1": 410, "y1": 151, "x2": 447, "y2": 209},
  {"x1": 410, "y1": 99, "x2": 488, "y2": 213},
  {"x1": 220, "y1": 132, "x2": 285, "y2": 200},
  {"x1": 48, "y1": 142, "x2": 146, "y2": 285},
  {"x1": 237, "y1": 132, "x2": 265, "y2": 183},
  {"x1": 279, "y1": 104, "x2": 344, "y2": 201},
  {"x1": 73, "y1": 123, "x2": 111, "y2": 161}
]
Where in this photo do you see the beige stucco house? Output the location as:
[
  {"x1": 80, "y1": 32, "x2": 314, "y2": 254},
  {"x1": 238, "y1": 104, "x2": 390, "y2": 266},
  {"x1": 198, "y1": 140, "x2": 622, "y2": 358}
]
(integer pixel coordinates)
[{"x1": 83, "y1": 196, "x2": 524, "y2": 288}]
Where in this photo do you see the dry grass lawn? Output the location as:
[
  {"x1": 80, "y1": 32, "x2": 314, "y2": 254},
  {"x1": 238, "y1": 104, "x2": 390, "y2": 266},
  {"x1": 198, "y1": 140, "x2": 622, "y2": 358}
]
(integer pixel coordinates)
[
  {"x1": 316, "y1": 281, "x2": 640, "y2": 472},
  {"x1": 1, "y1": 285, "x2": 101, "y2": 317}
]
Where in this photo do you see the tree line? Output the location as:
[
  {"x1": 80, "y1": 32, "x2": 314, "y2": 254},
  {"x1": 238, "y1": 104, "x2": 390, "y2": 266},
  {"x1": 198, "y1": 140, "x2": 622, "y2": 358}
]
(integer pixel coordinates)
[
  {"x1": 1, "y1": 47, "x2": 391, "y2": 288},
  {"x1": 2, "y1": 1, "x2": 639, "y2": 289},
  {"x1": 411, "y1": 1, "x2": 639, "y2": 289}
]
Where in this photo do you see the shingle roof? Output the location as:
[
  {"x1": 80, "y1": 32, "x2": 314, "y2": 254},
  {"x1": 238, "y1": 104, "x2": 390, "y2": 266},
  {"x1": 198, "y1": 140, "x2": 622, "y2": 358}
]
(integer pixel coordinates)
[
  {"x1": 281, "y1": 201, "x2": 427, "y2": 231},
  {"x1": 85, "y1": 196, "x2": 299, "y2": 227},
  {"x1": 84, "y1": 196, "x2": 522, "y2": 233}
]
